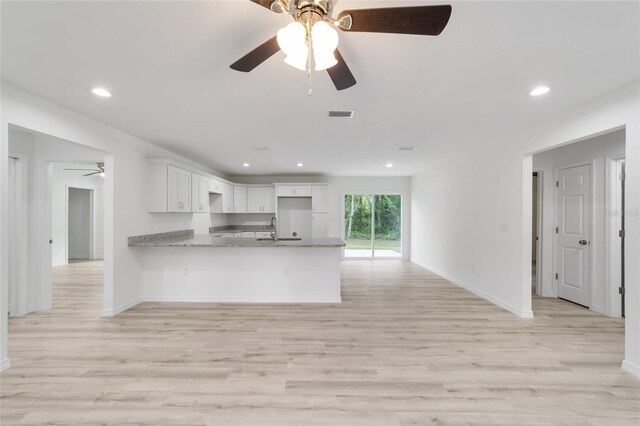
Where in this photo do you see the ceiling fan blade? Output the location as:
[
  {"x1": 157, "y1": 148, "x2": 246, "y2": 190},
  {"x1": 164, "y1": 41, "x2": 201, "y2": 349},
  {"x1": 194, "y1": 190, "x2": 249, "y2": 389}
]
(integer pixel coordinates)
[
  {"x1": 65, "y1": 168, "x2": 99, "y2": 171},
  {"x1": 83, "y1": 171, "x2": 100, "y2": 176},
  {"x1": 327, "y1": 49, "x2": 356, "y2": 91},
  {"x1": 230, "y1": 36, "x2": 280, "y2": 72},
  {"x1": 250, "y1": 0, "x2": 274, "y2": 11},
  {"x1": 337, "y1": 5, "x2": 452, "y2": 36}
]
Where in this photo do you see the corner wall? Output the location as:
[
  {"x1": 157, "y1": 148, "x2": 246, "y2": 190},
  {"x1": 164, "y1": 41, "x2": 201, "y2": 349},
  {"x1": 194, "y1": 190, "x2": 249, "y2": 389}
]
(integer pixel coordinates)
[
  {"x1": 0, "y1": 83, "x2": 222, "y2": 371},
  {"x1": 410, "y1": 82, "x2": 640, "y2": 377}
]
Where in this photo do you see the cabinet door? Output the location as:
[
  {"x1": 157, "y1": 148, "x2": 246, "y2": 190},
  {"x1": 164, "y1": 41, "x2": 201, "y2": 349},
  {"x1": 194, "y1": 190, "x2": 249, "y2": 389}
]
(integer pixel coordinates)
[
  {"x1": 263, "y1": 186, "x2": 276, "y2": 213},
  {"x1": 312, "y1": 214, "x2": 329, "y2": 238},
  {"x1": 247, "y1": 186, "x2": 263, "y2": 213},
  {"x1": 233, "y1": 186, "x2": 247, "y2": 213},
  {"x1": 276, "y1": 185, "x2": 311, "y2": 197},
  {"x1": 312, "y1": 186, "x2": 329, "y2": 213},
  {"x1": 208, "y1": 178, "x2": 222, "y2": 194},
  {"x1": 192, "y1": 175, "x2": 202, "y2": 212},
  {"x1": 222, "y1": 183, "x2": 234, "y2": 213},
  {"x1": 198, "y1": 176, "x2": 208, "y2": 212},
  {"x1": 177, "y1": 169, "x2": 192, "y2": 212},
  {"x1": 167, "y1": 166, "x2": 181, "y2": 212}
]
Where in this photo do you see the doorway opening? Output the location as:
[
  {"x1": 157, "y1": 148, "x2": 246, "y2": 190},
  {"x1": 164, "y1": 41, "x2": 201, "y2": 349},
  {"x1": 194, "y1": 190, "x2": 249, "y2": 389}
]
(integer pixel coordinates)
[
  {"x1": 7, "y1": 126, "x2": 108, "y2": 320},
  {"x1": 529, "y1": 128, "x2": 625, "y2": 317},
  {"x1": 68, "y1": 187, "x2": 93, "y2": 261},
  {"x1": 343, "y1": 194, "x2": 402, "y2": 258}
]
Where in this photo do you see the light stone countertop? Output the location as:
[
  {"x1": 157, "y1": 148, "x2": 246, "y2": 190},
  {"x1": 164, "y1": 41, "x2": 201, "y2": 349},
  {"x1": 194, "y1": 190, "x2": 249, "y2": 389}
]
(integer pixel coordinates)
[{"x1": 128, "y1": 230, "x2": 345, "y2": 248}]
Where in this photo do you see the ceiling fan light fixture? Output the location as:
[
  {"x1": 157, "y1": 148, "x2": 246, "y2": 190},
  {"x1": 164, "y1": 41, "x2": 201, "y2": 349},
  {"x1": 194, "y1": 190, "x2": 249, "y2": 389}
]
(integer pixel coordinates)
[
  {"x1": 312, "y1": 21, "x2": 339, "y2": 71},
  {"x1": 99, "y1": 172, "x2": 105, "y2": 178},
  {"x1": 277, "y1": 21, "x2": 308, "y2": 70}
]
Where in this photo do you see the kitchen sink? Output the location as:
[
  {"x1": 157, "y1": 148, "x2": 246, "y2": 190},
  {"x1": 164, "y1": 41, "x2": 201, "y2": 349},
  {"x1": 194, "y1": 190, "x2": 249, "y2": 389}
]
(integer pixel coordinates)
[{"x1": 256, "y1": 238, "x2": 302, "y2": 241}]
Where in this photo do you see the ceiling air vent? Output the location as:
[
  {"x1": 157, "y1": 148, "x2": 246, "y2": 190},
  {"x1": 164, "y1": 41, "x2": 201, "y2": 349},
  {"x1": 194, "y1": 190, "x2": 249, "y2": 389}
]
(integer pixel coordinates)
[
  {"x1": 398, "y1": 146, "x2": 416, "y2": 151},
  {"x1": 251, "y1": 146, "x2": 270, "y2": 151},
  {"x1": 329, "y1": 110, "x2": 354, "y2": 118}
]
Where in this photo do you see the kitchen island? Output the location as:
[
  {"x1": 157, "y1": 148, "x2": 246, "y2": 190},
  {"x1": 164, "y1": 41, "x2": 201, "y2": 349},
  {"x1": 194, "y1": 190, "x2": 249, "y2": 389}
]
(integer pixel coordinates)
[{"x1": 129, "y1": 230, "x2": 345, "y2": 303}]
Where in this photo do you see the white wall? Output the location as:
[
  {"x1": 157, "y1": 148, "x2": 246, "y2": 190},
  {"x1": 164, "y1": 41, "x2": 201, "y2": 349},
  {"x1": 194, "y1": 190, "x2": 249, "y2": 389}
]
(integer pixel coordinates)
[
  {"x1": 533, "y1": 129, "x2": 625, "y2": 316},
  {"x1": 231, "y1": 175, "x2": 412, "y2": 259},
  {"x1": 410, "y1": 82, "x2": 640, "y2": 378},
  {"x1": 0, "y1": 83, "x2": 223, "y2": 371},
  {"x1": 52, "y1": 163, "x2": 105, "y2": 265}
]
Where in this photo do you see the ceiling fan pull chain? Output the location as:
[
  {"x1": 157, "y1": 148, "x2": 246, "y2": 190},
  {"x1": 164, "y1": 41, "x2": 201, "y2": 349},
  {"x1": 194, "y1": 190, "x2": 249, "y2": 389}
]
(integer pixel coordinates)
[{"x1": 306, "y1": 21, "x2": 313, "y2": 96}]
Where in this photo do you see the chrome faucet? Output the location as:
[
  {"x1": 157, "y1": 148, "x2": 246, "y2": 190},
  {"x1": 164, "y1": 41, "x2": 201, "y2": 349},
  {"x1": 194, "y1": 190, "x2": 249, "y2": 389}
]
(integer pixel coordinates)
[{"x1": 270, "y1": 216, "x2": 278, "y2": 241}]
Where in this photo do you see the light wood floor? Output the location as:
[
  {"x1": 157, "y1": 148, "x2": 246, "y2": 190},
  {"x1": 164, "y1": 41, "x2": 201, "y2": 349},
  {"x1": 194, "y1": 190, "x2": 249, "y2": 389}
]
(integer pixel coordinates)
[{"x1": 1, "y1": 260, "x2": 638, "y2": 425}]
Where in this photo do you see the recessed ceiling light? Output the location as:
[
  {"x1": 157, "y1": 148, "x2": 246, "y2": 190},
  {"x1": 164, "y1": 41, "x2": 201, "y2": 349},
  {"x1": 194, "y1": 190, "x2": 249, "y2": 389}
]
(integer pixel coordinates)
[
  {"x1": 530, "y1": 86, "x2": 550, "y2": 97},
  {"x1": 242, "y1": 162, "x2": 250, "y2": 167},
  {"x1": 385, "y1": 163, "x2": 394, "y2": 168},
  {"x1": 297, "y1": 162, "x2": 304, "y2": 167},
  {"x1": 91, "y1": 87, "x2": 112, "y2": 97}
]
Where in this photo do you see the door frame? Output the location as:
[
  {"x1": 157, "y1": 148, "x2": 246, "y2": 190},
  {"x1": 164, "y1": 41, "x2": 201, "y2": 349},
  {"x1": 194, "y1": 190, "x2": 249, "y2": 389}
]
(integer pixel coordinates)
[
  {"x1": 532, "y1": 170, "x2": 544, "y2": 296},
  {"x1": 341, "y1": 191, "x2": 404, "y2": 260},
  {"x1": 605, "y1": 157, "x2": 625, "y2": 318},
  {"x1": 66, "y1": 186, "x2": 95, "y2": 261},
  {"x1": 553, "y1": 161, "x2": 593, "y2": 306},
  {"x1": 7, "y1": 153, "x2": 29, "y2": 316}
]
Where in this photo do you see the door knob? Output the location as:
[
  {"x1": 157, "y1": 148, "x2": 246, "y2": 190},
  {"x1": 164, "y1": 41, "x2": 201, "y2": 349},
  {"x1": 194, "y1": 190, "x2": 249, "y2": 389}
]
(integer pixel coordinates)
[{"x1": 579, "y1": 240, "x2": 588, "y2": 245}]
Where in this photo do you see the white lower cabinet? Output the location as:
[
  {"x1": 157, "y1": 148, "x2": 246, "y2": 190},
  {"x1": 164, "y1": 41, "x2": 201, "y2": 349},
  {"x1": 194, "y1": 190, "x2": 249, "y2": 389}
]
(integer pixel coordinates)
[{"x1": 312, "y1": 214, "x2": 329, "y2": 238}]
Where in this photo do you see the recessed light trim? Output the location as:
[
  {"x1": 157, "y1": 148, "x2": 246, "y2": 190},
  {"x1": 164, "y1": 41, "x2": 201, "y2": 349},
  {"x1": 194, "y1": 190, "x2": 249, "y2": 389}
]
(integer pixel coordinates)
[
  {"x1": 242, "y1": 162, "x2": 250, "y2": 167},
  {"x1": 385, "y1": 163, "x2": 394, "y2": 168},
  {"x1": 91, "y1": 87, "x2": 112, "y2": 97},
  {"x1": 530, "y1": 86, "x2": 550, "y2": 97},
  {"x1": 297, "y1": 163, "x2": 304, "y2": 167}
]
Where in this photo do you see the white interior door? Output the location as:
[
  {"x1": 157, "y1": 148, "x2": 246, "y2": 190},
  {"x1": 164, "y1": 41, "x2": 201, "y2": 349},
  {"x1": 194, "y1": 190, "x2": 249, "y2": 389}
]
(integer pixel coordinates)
[{"x1": 557, "y1": 164, "x2": 591, "y2": 307}]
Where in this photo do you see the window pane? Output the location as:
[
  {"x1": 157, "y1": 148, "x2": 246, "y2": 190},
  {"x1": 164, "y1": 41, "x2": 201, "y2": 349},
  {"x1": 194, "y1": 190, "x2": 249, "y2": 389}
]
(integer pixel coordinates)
[
  {"x1": 374, "y1": 195, "x2": 402, "y2": 257},
  {"x1": 344, "y1": 194, "x2": 372, "y2": 257}
]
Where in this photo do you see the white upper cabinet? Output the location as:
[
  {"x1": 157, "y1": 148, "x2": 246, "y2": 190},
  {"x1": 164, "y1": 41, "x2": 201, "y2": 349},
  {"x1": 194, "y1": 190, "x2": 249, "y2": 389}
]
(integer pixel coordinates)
[
  {"x1": 208, "y1": 178, "x2": 223, "y2": 194},
  {"x1": 233, "y1": 185, "x2": 247, "y2": 213},
  {"x1": 311, "y1": 185, "x2": 329, "y2": 213},
  {"x1": 276, "y1": 185, "x2": 312, "y2": 197},
  {"x1": 191, "y1": 174, "x2": 208, "y2": 213},
  {"x1": 148, "y1": 163, "x2": 192, "y2": 212},
  {"x1": 167, "y1": 166, "x2": 191, "y2": 212},
  {"x1": 222, "y1": 182, "x2": 234, "y2": 213},
  {"x1": 247, "y1": 186, "x2": 275, "y2": 213}
]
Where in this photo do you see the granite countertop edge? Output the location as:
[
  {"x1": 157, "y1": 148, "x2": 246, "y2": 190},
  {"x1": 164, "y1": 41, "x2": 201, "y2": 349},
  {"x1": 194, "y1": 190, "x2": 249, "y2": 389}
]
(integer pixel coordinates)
[{"x1": 128, "y1": 230, "x2": 345, "y2": 248}]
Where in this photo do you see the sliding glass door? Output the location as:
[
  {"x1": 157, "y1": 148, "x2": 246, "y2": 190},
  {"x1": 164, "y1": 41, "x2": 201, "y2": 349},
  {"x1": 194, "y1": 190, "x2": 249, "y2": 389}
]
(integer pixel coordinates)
[{"x1": 344, "y1": 194, "x2": 402, "y2": 258}]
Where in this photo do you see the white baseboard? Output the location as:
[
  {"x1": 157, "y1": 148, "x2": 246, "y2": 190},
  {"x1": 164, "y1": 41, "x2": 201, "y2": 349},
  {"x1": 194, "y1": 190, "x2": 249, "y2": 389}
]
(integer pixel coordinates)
[
  {"x1": 101, "y1": 297, "x2": 141, "y2": 317},
  {"x1": 622, "y1": 360, "x2": 640, "y2": 379},
  {"x1": 1, "y1": 358, "x2": 11, "y2": 372},
  {"x1": 142, "y1": 295, "x2": 342, "y2": 304},
  {"x1": 411, "y1": 260, "x2": 534, "y2": 319}
]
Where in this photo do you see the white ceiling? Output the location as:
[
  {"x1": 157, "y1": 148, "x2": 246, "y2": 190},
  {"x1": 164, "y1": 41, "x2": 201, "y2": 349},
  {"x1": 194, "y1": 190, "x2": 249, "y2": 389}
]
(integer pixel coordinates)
[{"x1": 2, "y1": 1, "x2": 639, "y2": 176}]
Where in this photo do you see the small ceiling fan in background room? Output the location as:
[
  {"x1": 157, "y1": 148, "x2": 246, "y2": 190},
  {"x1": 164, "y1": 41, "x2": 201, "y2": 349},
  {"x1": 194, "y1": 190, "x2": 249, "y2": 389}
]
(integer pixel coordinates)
[
  {"x1": 230, "y1": 0, "x2": 452, "y2": 93},
  {"x1": 64, "y1": 162, "x2": 105, "y2": 177}
]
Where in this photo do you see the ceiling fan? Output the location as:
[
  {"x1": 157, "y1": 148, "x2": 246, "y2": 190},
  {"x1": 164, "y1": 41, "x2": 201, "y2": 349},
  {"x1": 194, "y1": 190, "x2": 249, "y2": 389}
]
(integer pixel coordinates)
[
  {"x1": 64, "y1": 162, "x2": 105, "y2": 177},
  {"x1": 230, "y1": 0, "x2": 452, "y2": 91}
]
